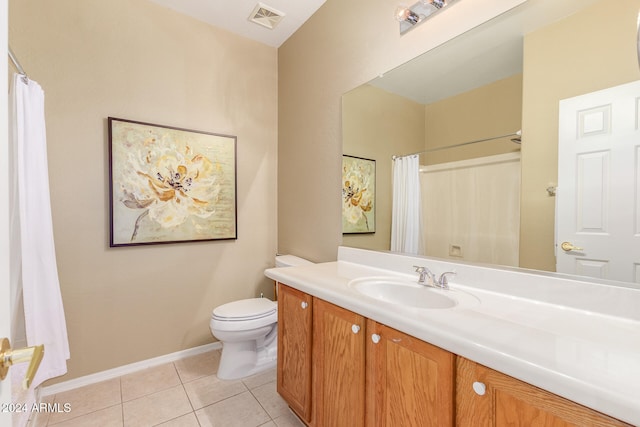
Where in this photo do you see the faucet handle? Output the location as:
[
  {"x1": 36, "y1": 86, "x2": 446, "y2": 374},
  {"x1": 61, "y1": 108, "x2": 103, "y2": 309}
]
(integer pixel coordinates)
[
  {"x1": 438, "y1": 271, "x2": 456, "y2": 288},
  {"x1": 413, "y1": 265, "x2": 434, "y2": 286}
]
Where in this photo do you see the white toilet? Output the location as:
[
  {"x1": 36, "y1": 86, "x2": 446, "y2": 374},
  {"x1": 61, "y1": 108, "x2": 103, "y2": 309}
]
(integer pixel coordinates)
[{"x1": 210, "y1": 254, "x2": 313, "y2": 380}]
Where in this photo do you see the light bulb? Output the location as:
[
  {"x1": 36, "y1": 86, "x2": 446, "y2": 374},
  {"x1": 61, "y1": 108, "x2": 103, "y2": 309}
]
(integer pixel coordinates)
[
  {"x1": 395, "y1": 5, "x2": 420, "y2": 25},
  {"x1": 420, "y1": 0, "x2": 447, "y2": 9}
]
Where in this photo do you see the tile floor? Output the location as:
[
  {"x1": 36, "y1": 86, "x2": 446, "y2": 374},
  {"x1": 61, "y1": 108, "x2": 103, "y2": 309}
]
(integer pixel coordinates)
[{"x1": 33, "y1": 349, "x2": 305, "y2": 427}]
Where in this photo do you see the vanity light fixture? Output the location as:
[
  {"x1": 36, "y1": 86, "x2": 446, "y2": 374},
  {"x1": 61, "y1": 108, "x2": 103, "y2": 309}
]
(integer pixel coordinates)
[{"x1": 396, "y1": 0, "x2": 460, "y2": 35}]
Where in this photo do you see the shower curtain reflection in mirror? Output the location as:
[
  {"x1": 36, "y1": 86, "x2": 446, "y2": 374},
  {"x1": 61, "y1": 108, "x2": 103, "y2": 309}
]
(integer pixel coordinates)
[{"x1": 390, "y1": 155, "x2": 422, "y2": 254}]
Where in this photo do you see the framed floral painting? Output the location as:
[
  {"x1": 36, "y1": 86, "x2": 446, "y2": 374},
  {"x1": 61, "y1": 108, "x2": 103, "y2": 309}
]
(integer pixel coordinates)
[
  {"x1": 108, "y1": 117, "x2": 237, "y2": 247},
  {"x1": 342, "y1": 155, "x2": 375, "y2": 234}
]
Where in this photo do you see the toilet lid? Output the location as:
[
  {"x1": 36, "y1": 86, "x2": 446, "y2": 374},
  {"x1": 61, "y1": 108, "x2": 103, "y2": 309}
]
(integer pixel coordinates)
[{"x1": 213, "y1": 298, "x2": 277, "y2": 321}]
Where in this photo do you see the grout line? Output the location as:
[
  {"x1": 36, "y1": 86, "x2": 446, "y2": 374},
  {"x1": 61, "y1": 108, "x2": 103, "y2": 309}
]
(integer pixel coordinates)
[
  {"x1": 179, "y1": 362, "x2": 197, "y2": 415},
  {"x1": 247, "y1": 388, "x2": 273, "y2": 423},
  {"x1": 119, "y1": 377, "x2": 124, "y2": 427},
  {"x1": 44, "y1": 403, "x2": 123, "y2": 427}
]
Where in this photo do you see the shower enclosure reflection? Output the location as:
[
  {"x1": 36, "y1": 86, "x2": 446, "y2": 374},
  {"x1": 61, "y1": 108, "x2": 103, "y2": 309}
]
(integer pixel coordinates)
[{"x1": 391, "y1": 146, "x2": 521, "y2": 267}]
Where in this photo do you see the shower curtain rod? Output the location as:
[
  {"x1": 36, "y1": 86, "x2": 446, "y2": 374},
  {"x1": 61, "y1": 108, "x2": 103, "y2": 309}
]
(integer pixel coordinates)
[
  {"x1": 392, "y1": 130, "x2": 521, "y2": 160},
  {"x1": 8, "y1": 46, "x2": 29, "y2": 82}
]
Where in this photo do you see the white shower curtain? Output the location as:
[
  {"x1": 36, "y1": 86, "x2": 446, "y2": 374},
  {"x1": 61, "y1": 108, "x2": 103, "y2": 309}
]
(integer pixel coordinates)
[
  {"x1": 9, "y1": 74, "x2": 70, "y2": 395},
  {"x1": 390, "y1": 155, "x2": 422, "y2": 254}
]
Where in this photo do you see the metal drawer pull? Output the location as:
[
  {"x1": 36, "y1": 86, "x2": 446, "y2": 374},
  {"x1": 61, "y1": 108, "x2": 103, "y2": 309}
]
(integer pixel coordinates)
[
  {"x1": 301, "y1": 301, "x2": 308, "y2": 309},
  {"x1": 351, "y1": 324, "x2": 360, "y2": 334},
  {"x1": 371, "y1": 334, "x2": 381, "y2": 344}
]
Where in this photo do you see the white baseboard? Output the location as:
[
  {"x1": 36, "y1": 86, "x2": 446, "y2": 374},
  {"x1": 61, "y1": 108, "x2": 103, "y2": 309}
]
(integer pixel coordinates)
[{"x1": 40, "y1": 342, "x2": 222, "y2": 397}]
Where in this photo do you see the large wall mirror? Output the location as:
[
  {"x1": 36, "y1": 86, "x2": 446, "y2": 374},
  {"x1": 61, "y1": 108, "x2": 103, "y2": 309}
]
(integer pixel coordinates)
[{"x1": 342, "y1": 0, "x2": 640, "y2": 286}]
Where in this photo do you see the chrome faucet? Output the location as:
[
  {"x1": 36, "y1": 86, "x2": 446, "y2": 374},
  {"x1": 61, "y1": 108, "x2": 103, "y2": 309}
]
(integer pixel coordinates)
[
  {"x1": 413, "y1": 266, "x2": 435, "y2": 286},
  {"x1": 414, "y1": 266, "x2": 456, "y2": 289}
]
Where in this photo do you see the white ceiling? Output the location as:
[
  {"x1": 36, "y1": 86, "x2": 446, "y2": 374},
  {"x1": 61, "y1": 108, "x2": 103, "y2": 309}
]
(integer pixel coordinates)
[{"x1": 148, "y1": 0, "x2": 327, "y2": 48}]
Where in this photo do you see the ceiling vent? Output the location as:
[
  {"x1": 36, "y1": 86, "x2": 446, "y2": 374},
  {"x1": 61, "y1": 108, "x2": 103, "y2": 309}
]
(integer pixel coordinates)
[{"x1": 248, "y1": 2, "x2": 285, "y2": 30}]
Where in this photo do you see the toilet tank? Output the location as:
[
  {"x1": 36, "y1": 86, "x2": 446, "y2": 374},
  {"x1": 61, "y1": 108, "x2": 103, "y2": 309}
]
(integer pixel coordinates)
[{"x1": 275, "y1": 254, "x2": 314, "y2": 268}]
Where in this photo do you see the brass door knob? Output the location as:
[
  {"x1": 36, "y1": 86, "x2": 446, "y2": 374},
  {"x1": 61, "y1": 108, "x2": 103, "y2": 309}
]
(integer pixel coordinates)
[
  {"x1": 0, "y1": 337, "x2": 45, "y2": 389},
  {"x1": 561, "y1": 241, "x2": 584, "y2": 252}
]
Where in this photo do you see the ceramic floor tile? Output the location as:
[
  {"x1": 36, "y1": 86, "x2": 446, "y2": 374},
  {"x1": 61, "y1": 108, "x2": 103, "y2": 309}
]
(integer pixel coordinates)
[
  {"x1": 250, "y1": 381, "x2": 289, "y2": 419},
  {"x1": 272, "y1": 410, "x2": 307, "y2": 427},
  {"x1": 155, "y1": 412, "x2": 200, "y2": 427},
  {"x1": 122, "y1": 385, "x2": 193, "y2": 426},
  {"x1": 174, "y1": 350, "x2": 220, "y2": 383},
  {"x1": 40, "y1": 349, "x2": 295, "y2": 427},
  {"x1": 48, "y1": 378, "x2": 121, "y2": 425},
  {"x1": 48, "y1": 404, "x2": 123, "y2": 427},
  {"x1": 195, "y1": 391, "x2": 271, "y2": 427},
  {"x1": 242, "y1": 368, "x2": 277, "y2": 390},
  {"x1": 31, "y1": 393, "x2": 55, "y2": 427},
  {"x1": 183, "y1": 374, "x2": 247, "y2": 410},
  {"x1": 121, "y1": 362, "x2": 181, "y2": 402}
]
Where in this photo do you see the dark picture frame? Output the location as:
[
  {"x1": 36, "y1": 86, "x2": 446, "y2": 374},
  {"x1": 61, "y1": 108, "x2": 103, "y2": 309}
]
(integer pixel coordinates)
[{"x1": 108, "y1": 117, "x2": 237, "y2": 247}]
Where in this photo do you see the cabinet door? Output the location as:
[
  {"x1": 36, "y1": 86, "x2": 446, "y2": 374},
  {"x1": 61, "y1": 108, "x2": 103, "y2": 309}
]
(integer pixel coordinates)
[
  {"x1": 277, "y1": 284, "x2": 313, "y2": 423},
  {"x1": 366, "y1": 320, "x2": 455, "y2": 427},
  {"x1": 456, "y1": 357, "x2": 631, "y2": 427},
  {"x1": 313, "y1": 298, "x2": 366, "y2": 427}
]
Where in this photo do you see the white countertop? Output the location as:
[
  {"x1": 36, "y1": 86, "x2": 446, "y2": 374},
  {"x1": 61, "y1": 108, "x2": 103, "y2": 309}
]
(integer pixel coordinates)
[{"x1": 265, "y1": 247, "x2": 640, "y2": 426}]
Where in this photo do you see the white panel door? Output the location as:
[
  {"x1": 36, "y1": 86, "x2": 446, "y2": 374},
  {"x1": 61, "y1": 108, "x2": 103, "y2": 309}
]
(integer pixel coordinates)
[{"x1": 557, "y1": 80, "x2": 640, "y2": 284}]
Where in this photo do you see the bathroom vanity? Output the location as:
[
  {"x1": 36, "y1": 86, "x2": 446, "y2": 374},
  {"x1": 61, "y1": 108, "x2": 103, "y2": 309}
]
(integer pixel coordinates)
[{"x1": 264, "y1": 247, "x2": 640, "y2": 426}]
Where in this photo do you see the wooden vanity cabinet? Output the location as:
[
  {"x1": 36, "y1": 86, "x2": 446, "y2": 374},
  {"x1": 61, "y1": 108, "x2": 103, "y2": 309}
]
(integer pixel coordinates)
[
  {"x1": 277, "y1": 284, "x2": 313, "y2": 423},
  {"x1": 277, "y1": 285, "x2": 628, "y2": 426},
  {"x1": 366, "y1": 319, "x2": 455, "y2": 426},
  {"x1": 277, "y1": 283, "x2": 454, "y2": 426},
  {"x1": 313, "y1": 298, "x2": 366, "y2": 427},
  {"x1": 456, "y1": 357, "x2": 631, "y2": 427}
]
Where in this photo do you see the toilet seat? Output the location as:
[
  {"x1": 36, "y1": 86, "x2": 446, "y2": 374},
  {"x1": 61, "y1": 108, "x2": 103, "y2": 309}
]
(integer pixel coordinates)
[
  {"x1": 211, "y1": 298, "x2": 277, "y2": 332},
  {"x1": 212, "y1": 298, "x2": 276, "y2": 321}
]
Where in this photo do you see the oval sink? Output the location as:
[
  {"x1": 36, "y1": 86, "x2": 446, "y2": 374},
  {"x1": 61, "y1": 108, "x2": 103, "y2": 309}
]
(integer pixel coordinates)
[{"x1": 348, "y1": 277, "x2": 457, "y2": 309}]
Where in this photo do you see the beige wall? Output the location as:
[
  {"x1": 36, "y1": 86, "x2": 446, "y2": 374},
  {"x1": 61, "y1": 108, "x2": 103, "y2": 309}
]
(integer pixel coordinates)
[
  {"x1": 278, "y1": 0, "x2": 527, "y2": 262},
  {"x1": 10, "y1": 0, "x2": 278, "y2": 382},
  {"x1": 520, "y1": 0, "x2": 640, "y2": 271},
  {"x1": 425, "y1": 74, "x2": 522, "y2": 165},
  {"x1": 342, "y1": 85, "x2": 424, "y2": 251}
]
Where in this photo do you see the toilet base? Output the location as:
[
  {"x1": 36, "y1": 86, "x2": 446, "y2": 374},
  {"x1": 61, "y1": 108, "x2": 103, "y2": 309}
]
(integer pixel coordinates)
[{"x1": 216, "y1": 337, "x2": 277, "y2": 380}]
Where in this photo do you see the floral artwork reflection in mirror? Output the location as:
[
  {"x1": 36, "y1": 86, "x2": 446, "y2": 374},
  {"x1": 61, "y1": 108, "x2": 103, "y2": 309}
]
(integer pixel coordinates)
[
  {"x1": 342, "y1": 155, "x2": 375, "y2": 234},
  {"x1": 108, "y1": 117, "x2": 237, "y2": 247}
]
